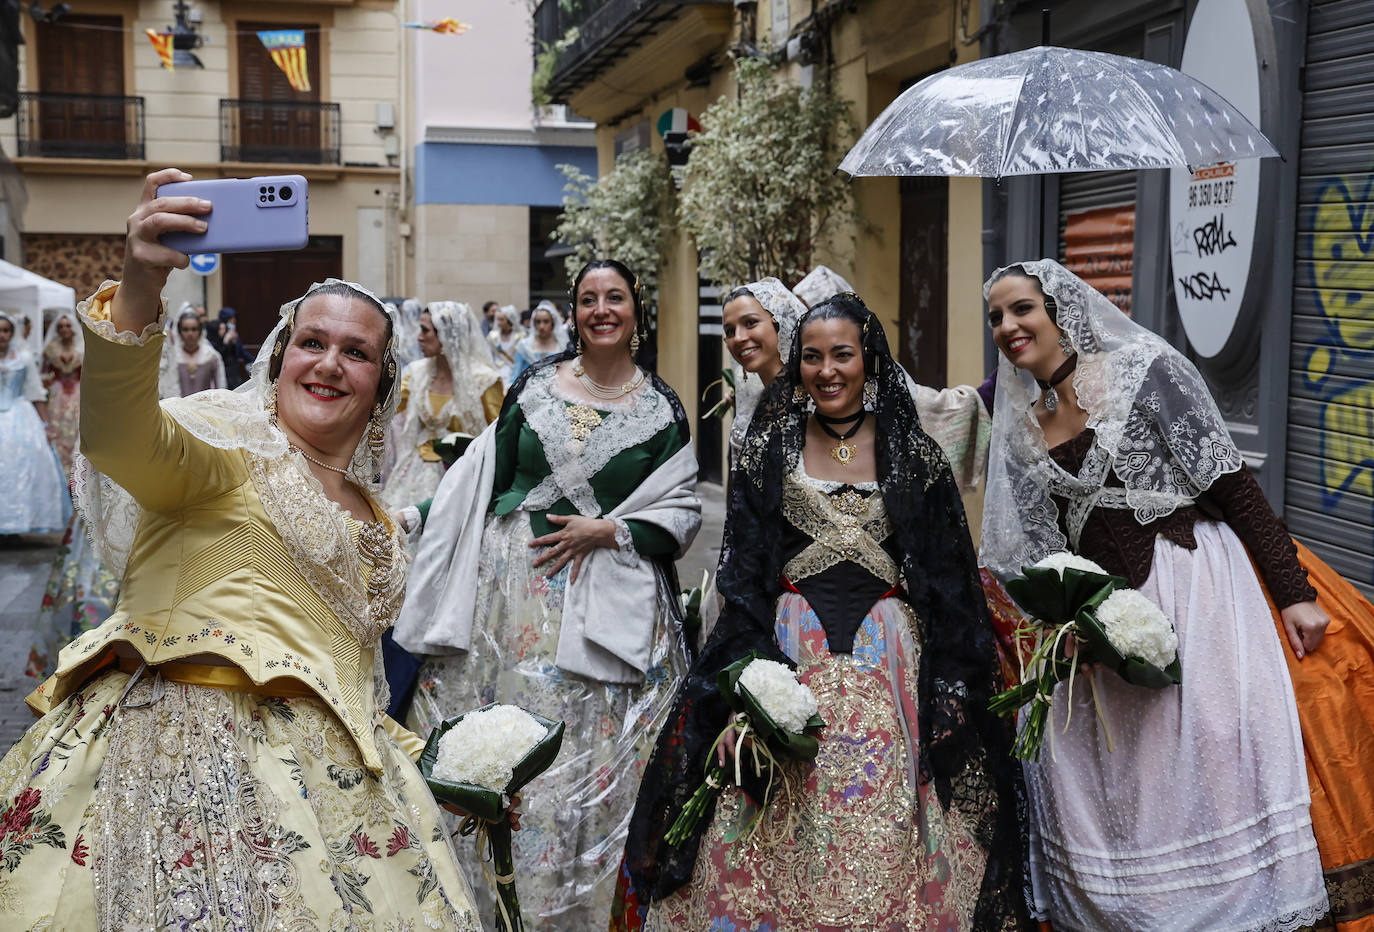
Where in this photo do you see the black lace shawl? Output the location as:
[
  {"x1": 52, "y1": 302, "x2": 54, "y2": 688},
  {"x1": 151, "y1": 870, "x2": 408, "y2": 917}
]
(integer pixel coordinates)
[{"x1": 622, "y1": 298, "x2": 1031, "y2": 930}]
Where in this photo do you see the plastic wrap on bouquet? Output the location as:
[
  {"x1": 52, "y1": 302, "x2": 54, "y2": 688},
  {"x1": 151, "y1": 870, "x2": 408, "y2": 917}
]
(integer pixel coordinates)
[{"x1": 420, "y1": 703, "x2": 566, "y2": 932}]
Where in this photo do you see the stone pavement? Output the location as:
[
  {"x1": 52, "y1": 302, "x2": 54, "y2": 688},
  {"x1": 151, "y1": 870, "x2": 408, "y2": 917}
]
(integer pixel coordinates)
[{"x1": 0, "y1": 534, "x2": 60, "y2": 750}]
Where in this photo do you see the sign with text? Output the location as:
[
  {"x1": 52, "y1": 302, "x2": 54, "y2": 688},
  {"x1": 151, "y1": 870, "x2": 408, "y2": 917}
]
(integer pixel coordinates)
[{"x1": 1167, "y1": 0, "x2": 1262, "y2": 358}]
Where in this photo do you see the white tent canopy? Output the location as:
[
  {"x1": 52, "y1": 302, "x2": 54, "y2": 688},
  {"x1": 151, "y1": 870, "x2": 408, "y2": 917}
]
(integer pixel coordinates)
[{"x1": 0, "y1": 259, "x2": 76, "y2": 358}]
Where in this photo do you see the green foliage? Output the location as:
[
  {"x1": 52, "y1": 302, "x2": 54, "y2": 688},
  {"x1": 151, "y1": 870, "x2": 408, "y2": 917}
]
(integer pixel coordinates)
[
  {"x1": 531, "y1": 26, "x2": 579, "y2": 109},
  {"x1": 554, "y1": 148, "x2": 675, "y2": 293},
  {"x1": 678, "y1": 55, "x2": 859, "y2": 287}
]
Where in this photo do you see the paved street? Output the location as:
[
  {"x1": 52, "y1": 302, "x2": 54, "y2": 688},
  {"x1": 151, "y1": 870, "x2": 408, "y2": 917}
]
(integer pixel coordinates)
[
  {"x1": 0, "y1": 483, "x2": 727, "y2": 756},
  {"x1": 0, "y1": 534, "x2": 59, "y2": 750}
]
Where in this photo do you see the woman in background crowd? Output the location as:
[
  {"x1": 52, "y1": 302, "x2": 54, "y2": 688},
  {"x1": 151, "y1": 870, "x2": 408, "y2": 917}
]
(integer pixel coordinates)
[
  {"x1": 0, "y1": 311, "x2": 69, "y2": 536},
  {"x1": 488, "y1": 303, "x2": 525, "y2": 388},
  {"x1": 40, "y1": 310, "x2": 82, "y2": 476},
  {"x1": 385, "y1": 300, "x2": 502, "y2": 505},
  {"x1": 510, "y1": 300, "x2": 568, "y2": 381},
  {"x1": 159, "y1": 304, "x2": 225, "y2": 399},
  {"x1": 720, "y1": 278, "x2": 807, "y2": 462}
]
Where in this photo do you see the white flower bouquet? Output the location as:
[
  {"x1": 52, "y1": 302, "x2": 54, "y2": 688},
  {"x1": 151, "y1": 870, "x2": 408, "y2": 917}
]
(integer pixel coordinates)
[
  {"x1": 988, "y1": 552, "x2": 1182, "y2": 760},
  {"x1": 419, "y1": 703, "x2": 565, "y2": 932},
  {"x1": 665, "y1": 652, "x2": 824, "y2": 846}
]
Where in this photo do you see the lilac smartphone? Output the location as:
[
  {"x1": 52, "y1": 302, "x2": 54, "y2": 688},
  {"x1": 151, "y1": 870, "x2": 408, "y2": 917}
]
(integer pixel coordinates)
[{"x1": 158, "y1": 175, "x2": 309, "y2": 254}]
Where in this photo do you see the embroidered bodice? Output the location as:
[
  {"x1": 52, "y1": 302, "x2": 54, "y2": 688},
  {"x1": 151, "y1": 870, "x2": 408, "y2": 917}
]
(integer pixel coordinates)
[
  {"x1": 779, "y1": 465, "x2": 902, "y2": 652},
  {"x1": 0, "y1": 349, "x2": 42, "y2": 411},
  {"x1": 491, "y1": 365, "x2": 686, "y2": 556}
]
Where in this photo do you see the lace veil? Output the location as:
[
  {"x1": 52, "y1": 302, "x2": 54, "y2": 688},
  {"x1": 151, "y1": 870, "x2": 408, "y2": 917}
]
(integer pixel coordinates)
[
  {"x1": 422, "y1": 300, "x2": 500, "y2": 430},
  {"x1": 533, "y1": 298, "x2": 570, "y2": 348},
  {"x1": 727, "y1": 277, "x2": 808, "y2": 449},
  {"x1": 979, "y1": 259, "x2": 1243, "y2": 578},
  {"x1": 42, "y1": 309, "x2": 84, "y2": 359},
  {"x1": 74, "y1": 278, "x2": 402, "y2": 578}
]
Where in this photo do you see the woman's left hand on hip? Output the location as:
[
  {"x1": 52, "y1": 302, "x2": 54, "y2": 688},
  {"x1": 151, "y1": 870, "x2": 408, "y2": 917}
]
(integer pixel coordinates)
[{"x1": 530, "y1": 514, "x2": 616, "y2": 583}]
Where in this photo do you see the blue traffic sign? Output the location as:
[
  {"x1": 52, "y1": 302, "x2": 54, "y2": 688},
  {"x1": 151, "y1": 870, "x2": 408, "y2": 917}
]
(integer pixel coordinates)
[{"x1": 189, "y1": 253, "x2": 220, "y2": 276}]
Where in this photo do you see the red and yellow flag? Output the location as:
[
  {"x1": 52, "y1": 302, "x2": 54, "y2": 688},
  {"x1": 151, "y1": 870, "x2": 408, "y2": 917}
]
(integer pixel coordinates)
[
  {"x1": 145, "y1": 29, "x2": 174, "y2": 70},
  {"x1": 402, "y1": 18, "x2": 470, "y2": 34},
  {"x1": 257, "y1": 30, "x2": 311, "y2": 93}
]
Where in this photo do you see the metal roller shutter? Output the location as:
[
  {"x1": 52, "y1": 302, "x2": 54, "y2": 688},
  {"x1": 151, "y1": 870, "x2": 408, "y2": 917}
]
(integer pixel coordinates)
[
  {"x1": 1058, "y1": 171, "x2": 1137, "y2": 314},
  {"x1": 1287, "y1": 0, "x2": 1374, "y2": 597}
]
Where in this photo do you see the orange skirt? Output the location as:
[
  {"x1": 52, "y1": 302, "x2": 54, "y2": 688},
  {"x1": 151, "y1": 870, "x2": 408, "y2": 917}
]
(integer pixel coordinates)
[{"x1": 1258, "y1": 542, "x2": 1374, "y2": 931}]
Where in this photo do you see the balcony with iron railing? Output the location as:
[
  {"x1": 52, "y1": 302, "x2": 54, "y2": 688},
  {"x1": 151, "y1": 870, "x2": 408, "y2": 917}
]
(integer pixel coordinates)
[
  {"x1": 220, "y1": 99, "x2": 341, "y2": 165},
  {"x1": 16, "y1": 92, "x2": 146, "y2": 160},
  {"x1": 533, "y1": 0, "x2": 732, "y2": 106}
]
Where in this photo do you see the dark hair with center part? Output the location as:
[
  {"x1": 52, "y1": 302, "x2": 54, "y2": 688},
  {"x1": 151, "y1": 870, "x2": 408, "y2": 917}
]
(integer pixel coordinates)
[
  {"x1": 796, "y1": 292, "x2": 877, "y2": 379},
  {"x1": 987, "y1": 265, "x2": 1059, "y2": 322},
  {"x1": 570, "y1": 258, "x2": 644, "y2": 332}
]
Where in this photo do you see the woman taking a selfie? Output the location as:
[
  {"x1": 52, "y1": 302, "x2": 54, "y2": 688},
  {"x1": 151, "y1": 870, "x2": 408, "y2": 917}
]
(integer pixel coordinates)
[{"x1": 3, "y1": 169, "x2": 481, "y2": 928}]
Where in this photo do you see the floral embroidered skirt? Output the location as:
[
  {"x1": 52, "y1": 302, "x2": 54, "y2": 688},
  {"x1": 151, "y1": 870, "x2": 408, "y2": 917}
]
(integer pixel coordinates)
[
  {"x1": 0, "y1": 668, "x2": 481, "y2": 931},
  {"x1": 409, "y1": 510, "x2": 689, "y2": 931},
  {"x1": 642, "y1": 593, "x2": 988, "y2": 932}
]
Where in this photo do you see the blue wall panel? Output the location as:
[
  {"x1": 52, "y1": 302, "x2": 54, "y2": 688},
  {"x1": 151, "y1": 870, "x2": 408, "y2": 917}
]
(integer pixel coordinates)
[{"x1": 415, "y1": 142, "x2": 597, "y2": 207}]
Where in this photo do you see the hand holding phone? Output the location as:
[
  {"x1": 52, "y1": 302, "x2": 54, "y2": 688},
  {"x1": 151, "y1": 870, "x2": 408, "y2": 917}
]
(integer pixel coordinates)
[
  {"x1": 158, "y1": 175, "x2": 309, "y2": 255},
  {"x1": 115, "y1": 169, "x2": 213, "y2": 334}
]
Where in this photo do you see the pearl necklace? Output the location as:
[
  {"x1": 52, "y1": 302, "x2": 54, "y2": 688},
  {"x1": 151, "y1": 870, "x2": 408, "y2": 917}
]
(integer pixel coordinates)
[
  {"x1": 572, "y1": 356, "x2": 645, "y2": 400},
  {"x1": 291, "y1": 443, "x2": 350, "y2": 476}
]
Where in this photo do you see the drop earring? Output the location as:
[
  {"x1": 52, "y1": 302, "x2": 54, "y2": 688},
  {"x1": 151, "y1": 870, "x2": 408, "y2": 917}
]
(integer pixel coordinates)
[
  {"x1": 367, "y1": 404, "x2": 386, "y2": 462},
  {"x1": 863, "y1": 378, "x2": 878, "y2": 411},
  {"x1": 630, "y1": 330, "x2": 641, "y2": 356},
  {"x1": 265, "y1": 382, "x2": 279, "y2": 425},
  {"x1": 1058, "y1": 330, "x2": 1074, "y2": 356}
]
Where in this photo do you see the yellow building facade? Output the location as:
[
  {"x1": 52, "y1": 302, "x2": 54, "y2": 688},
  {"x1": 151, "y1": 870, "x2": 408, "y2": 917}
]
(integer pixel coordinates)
[
  {"x1": 2, "y1": 0, "x2": 403, "y2": 342},
  {"x1": 537, "y1": 0, "x2": 988, "y2": 490}
]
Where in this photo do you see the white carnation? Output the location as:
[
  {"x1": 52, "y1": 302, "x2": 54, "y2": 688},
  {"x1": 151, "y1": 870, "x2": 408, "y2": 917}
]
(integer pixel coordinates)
[
  {"x1": 432, "y1": 705, "x2": 547, "y2": 792},
  {"x1": 736, "y1": 659, "x2": 819, "y2": 734},
  {"x1": 1095, "y1": 588, "x2": 1179, "y2": 670},
  {"x1": 1033, "y1": 551, "x2": 1109, "y2": 577}
]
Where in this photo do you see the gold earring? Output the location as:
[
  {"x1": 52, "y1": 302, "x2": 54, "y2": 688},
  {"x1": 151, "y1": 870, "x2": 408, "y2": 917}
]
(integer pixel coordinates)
[
  {"x1": 368, "y1": 404, "x2": 385, "y2": 461},
  {"x1": 266, "y1": 382, "x2": 279, "y2": 424},
  {"x1": 630, "y1": 331, "x2": 641, "y2": 355}
]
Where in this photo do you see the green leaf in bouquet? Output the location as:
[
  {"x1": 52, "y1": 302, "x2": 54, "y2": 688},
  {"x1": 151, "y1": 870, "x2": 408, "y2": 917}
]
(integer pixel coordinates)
[
  {"x1": 1005, "y1": 565, "x2": 1125, "y2": 626},
  {"x1": 716, "y1": 653, "x2": 824, "y2": 763},
  {"x1": 418, "y1": 703, "x2": 567, "y2": 820},
  {"x1": 1073, "y1": 607, "x2": 1182, "y2": 690}
]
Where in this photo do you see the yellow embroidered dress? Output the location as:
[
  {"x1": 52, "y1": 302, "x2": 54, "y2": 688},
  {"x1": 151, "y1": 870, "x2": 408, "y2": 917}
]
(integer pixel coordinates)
[{"x1": 0, "y1": 282, "x2": 481, "y2": 930}]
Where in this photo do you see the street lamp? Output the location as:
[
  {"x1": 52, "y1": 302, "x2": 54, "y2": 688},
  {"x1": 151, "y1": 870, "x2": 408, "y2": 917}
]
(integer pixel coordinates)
[{"x1": 169, "y1": 0, "x2": 204, "y2": 69}]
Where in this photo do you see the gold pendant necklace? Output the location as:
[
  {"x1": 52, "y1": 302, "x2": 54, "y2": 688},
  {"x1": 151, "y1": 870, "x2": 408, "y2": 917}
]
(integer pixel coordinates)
[{"x1": 816, "y1": 410, "x2": 866, "y2": 467}]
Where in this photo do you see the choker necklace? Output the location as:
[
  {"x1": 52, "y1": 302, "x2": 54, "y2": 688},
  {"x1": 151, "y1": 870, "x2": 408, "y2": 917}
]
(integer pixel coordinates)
[
  {"x1": 815, "y1": 410, "x2": 865, "y2": 467},
  {"x1": 1035, "y1": 354, "x2": 1078, "y2": 413},
  {"x1": 572, "y1": 356, "x2": 645, "y2": 400},
  {"x1": 291, "y1": 443, "x2": 350, "y2": 476}
]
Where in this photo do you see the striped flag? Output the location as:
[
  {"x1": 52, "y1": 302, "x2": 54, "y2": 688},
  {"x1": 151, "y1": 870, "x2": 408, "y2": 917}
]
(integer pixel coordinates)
[
  {"x1": 145, "y1": 29, "x2": 174, "y2": 70},
  {"x1": 257, "y1": 30, "x2": 311, "y2": 93},
  {"x1": 402, "y1": 18, "x2": 471, "y2": 34}
]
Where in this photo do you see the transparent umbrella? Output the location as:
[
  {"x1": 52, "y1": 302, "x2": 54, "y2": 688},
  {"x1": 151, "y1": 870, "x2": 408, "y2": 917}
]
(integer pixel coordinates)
[{"x1": 838, "y1": 46, "x2": 1279, "y2": 179}]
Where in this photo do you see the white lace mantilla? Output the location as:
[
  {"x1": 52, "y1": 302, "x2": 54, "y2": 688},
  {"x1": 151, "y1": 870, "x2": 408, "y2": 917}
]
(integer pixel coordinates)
[
  {"x1": 518, "y1": 365, "x2": 674, "y2": 516},
  {"x1": 980, "y1": 259, "x2": 1243, "y2": 577}
]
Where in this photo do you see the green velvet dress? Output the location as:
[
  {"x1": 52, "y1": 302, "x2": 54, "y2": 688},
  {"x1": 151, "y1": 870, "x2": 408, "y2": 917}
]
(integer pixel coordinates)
[{"x1": 408, "y1": 363, "x2": 694, "y2": 931}]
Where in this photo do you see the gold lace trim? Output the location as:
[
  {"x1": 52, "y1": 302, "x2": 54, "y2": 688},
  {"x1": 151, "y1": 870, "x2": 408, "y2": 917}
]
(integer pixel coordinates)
[{"x1": 781, "y1": 479, "x2": 899, "y2": 585}]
